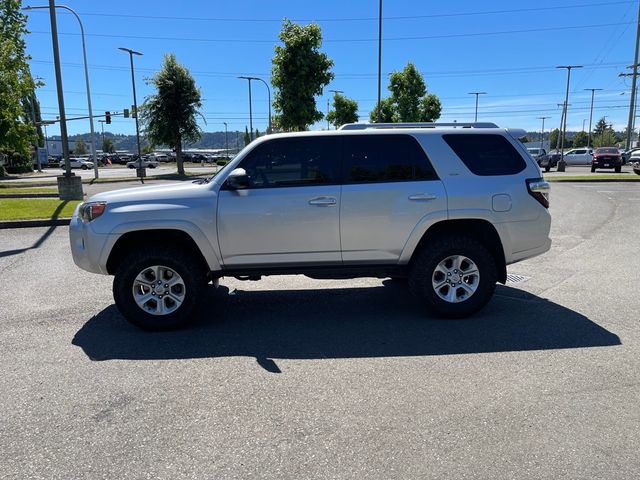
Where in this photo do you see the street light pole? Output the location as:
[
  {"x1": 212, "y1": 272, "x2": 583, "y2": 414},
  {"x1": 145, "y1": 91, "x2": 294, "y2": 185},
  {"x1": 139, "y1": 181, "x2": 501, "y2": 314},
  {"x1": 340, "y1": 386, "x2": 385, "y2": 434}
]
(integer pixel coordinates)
[
  {"x1": 584, "y1": 88, "x2": 602, "y2": 148},
  {"x1": 98, "y1": 119, "x2": 105, "y2": 151},
  {"x1": 468, "y1": 92, "x2": 487, "y2": 122},
  {"x1": 238, "y1": 76, "x2": 271, "y2": 135},
  {"x1": 556, "y1": 65, "x2": 583, "y2": 171},
  {"x1": 118, "y1": 47, "x2": 144, "y2": 182},
  {"x1": 327, "y1": 89, "x2": 344, "y2": 129},
  {"x1": 537, "y1": 116, "x2": 550, "y2": 151},
  {"x1": 223, "y1": 122, "x2": 228, "y2": 158},
  {"x1": 24, "y1": 4, "x2": 99, "y2": 179},
  {"x1": 376, "y1": 0, "x2": 383, "y2": 123}
]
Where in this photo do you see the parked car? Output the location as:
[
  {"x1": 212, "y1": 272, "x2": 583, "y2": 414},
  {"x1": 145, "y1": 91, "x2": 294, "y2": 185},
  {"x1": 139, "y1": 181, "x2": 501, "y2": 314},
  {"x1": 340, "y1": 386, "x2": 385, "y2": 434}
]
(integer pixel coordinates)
[
  {"x1": 60, "y1": 158, "x2": 94, "y2": 170},
  {"x1": 127, "y1": 158, "x2": 160, "y2": 169},
  {"x1": 563, "y1": 148, "x2": 593, "y2": 165},
  {"x1": 539, "y1": 151, "x2": 561, "y2": 172},
  {"x1": 70, "y1": 122, "x2": 551, "y2": 330},
  {"x1": 591, "y1": 147, "x2": 623, "y2": 173},
  {"x1": 148, "y1": 153, "x2": 170, "y2": 162}
]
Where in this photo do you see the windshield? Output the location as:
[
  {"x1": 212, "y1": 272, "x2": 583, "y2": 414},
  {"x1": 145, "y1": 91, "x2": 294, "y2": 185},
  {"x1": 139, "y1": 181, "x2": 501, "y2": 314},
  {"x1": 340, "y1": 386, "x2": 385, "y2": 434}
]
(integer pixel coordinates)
[{"x1": 595, "y1": 148, "x2": 619, "y2": 154}]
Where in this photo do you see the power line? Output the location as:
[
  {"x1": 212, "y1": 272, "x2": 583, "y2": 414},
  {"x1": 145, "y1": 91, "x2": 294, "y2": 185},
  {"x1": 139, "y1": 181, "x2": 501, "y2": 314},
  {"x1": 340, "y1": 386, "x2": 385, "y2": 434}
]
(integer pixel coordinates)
[{"x1": 28, "y1": 21, "x2": 633, "y2": 45}]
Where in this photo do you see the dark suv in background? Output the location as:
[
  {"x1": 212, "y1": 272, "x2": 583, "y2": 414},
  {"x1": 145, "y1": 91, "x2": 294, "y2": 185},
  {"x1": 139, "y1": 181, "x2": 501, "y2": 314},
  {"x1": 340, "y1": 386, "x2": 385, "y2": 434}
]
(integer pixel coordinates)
[{"x1": 591, "y1": 147, "x2": 623, "y2": 173}]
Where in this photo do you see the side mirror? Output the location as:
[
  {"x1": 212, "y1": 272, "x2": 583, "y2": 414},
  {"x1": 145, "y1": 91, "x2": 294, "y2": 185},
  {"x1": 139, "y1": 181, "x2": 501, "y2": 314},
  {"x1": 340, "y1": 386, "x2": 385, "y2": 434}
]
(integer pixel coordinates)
[{"x1": 225, "y1": 168, "x2": 250, "y2": 189}]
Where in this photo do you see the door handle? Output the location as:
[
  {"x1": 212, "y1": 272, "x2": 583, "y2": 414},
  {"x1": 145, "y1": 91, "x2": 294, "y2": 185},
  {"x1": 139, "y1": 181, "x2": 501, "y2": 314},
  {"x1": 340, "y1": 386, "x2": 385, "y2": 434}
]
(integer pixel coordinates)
[
  {"x1": 408, "y1": 193, "x2": 437, "y2": 201},
  {"x1": 308, "y1": 196, "x2": 337, "y2": 206}
]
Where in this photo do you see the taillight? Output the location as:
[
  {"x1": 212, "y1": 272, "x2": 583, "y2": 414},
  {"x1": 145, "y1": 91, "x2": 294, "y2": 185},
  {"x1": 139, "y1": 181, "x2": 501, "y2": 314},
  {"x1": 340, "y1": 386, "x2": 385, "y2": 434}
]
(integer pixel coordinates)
[
  {"x1": 526, "y1": 178, "x2": 550, "y2": 208},
  {"x1": 79, "y1": 201, "x2": 107, "y2": 222}
]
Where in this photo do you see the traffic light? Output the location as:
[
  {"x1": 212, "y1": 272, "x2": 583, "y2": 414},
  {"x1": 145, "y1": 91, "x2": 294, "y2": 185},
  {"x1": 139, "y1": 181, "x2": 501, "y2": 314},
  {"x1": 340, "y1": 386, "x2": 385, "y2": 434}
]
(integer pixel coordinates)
[
  {"x1": 123, "y1": 108, "x2": 129, "y2": 118},
  {"x1": 105, "y1": 111, "x2": 111, "y2": 124}
]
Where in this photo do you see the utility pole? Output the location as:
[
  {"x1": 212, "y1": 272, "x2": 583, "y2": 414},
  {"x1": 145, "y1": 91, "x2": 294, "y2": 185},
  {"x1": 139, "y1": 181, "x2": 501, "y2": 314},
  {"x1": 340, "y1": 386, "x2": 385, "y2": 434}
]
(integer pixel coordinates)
[
  {"x1": 537, "y1": 117, "x2": 550, "y2": 150},
  {"x1": 327, "y1": 89, "x2": 343, "y2": 129},
  {"x1": 556, "y1": 65, "x2": 583, "y2": 171},
  {"x1": 468, "y1": 92, "x2": 487, "y2": 122},
  {"x1": 223, "y1": 122, "x2": 228, "y2": 158},
  {"x1": 584, "y1": 88, "x2": 602, "y2": 148},
  {"x1": 118, "y1": 47, "x2": 144, "y2": 182},
  {"x1": 376, "y1": 0, "x2": 383, "y2": 123},
  {"x1": 99, "y1": 119, "x2": 105, "y2": 151},
  {"x1": 626, "y1": 1, "x2": 640, "y2": 149}
]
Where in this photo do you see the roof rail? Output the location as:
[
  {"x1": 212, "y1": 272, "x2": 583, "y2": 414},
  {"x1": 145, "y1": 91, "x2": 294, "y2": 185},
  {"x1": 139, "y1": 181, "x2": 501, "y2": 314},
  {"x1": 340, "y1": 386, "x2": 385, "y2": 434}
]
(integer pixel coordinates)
[{"x1": 339, "y1": 122, "x2": 499, "y2": 130}]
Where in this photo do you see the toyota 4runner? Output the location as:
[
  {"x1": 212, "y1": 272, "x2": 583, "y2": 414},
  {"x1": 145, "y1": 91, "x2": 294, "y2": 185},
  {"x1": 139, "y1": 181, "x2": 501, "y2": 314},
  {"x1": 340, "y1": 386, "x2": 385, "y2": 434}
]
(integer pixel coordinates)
[{"x1": 69, "y1": 122, "x2": 551, "y2": 330}]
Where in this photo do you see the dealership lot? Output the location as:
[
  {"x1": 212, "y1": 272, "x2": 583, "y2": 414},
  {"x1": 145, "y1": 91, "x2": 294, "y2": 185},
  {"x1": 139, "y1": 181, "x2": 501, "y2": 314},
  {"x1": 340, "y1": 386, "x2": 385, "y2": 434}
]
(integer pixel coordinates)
[{"x1": 0, "y1": 182, "x2": 639, "y2": 479}]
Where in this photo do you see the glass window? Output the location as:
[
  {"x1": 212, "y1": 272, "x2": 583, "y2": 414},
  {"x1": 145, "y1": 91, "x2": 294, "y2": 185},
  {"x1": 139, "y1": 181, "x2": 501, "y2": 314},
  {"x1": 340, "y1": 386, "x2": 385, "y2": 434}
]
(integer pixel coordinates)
[
  {"x1": 442, "y1": 134, "x2": 527, "y2": 176},
  {"x1": 342, "y1": 134, "x2": 438, "y2": 183},
  {"x1": 237, "y1": 137, "x2": 339, "y2": 188}
]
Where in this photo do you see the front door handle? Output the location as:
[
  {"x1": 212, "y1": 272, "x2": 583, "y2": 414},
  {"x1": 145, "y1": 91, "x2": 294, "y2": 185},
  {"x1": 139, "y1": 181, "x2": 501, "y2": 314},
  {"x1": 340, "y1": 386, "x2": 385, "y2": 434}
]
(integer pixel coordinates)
[
  {"x1": 308, "y1": 196, "x2": 337, "y2": 206},
  {"x1": 408, "y1": 193, "x2": 437, "y2": 201}
]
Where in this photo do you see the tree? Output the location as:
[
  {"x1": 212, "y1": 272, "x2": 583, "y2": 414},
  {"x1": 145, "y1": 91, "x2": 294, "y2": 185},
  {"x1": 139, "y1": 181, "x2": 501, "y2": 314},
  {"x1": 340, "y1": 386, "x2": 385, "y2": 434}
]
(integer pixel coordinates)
[
  {"x1": 369, "y1": 98, "x2": 396, "y2": 123},
  {"x1": 244, "y1": 127, "x2": 251, "y2": 146},
  {"x1": 368, "y1": 62, "x2": 441, "y2": 123},
  {"x1": 549, "y1": 129, "x2": 560, "y2": 150},
  {"x1": 255, "y1": 128, "x2": 260, "y2": 139},
  {"x1": 326, "y1": 92, "x2": 358, "y2": 128},
  {"x1": 74, "y1": 138, "x2": 87, "y2": 154},
  {"x1": 141, "y1": 143, "x2": 155, "y2": 155},
  {"x1": 572, "y1": 131, "x2": 588, "y2": 148},
  {"x1": 271, "y1": 19, "x2": 334, "y2": 131},
  {"x1": 592, "y1": 117, "x2": 615, "y2": 147},
  {"x1": 0, "y1": 0, "x2": 38, "y2": 159},
  {"x1": 141, "y1": 53, "x2": 203, "y2": 175},
  {"x1": 102, "y1": 137, "x2": 115, "y2": 153}
]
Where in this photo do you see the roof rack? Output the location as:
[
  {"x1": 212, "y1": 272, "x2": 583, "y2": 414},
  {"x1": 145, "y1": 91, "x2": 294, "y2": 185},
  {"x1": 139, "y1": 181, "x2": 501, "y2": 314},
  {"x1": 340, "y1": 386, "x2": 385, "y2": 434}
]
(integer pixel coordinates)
[{"x1": 339, "y1": 122, "x2": 499, "y2": 130}]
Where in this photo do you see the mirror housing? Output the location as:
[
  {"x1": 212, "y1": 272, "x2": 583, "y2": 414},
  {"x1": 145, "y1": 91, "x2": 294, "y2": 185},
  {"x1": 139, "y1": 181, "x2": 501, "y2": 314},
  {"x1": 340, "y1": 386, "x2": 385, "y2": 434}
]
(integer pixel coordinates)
[{"x1": 225, "y1": 168, "x2": 250, "y2": 189}]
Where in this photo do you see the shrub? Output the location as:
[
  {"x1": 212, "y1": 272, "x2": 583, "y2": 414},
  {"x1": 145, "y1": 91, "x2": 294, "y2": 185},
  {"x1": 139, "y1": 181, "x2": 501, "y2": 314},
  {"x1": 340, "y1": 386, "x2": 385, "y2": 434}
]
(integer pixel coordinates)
[
  {"x1": 0, "y1": 165, "x2": 6, "y2": 177},
  {"x1": 216, "y1": 160, "x2": 228, "y2": 166},
  {"x1": 6, "y1": 164, "x2": 33, "y2": 174}
]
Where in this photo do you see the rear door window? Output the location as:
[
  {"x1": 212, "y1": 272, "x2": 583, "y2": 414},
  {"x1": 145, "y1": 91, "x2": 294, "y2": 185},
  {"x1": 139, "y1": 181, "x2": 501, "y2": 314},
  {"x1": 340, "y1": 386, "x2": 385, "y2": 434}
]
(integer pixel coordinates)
[
  {"x1": 442, "y1": 134, "x2": 527, "y2": 176},
  {"x1": 342, "y1": 134, "x2": 438, "y2": 183}
]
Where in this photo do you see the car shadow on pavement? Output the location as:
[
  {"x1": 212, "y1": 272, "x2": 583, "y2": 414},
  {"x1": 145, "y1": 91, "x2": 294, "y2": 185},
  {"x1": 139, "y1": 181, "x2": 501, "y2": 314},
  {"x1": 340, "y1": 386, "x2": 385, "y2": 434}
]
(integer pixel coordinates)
[{"x1": 72, "y1": 282, "x2": 620, "y2": 371}]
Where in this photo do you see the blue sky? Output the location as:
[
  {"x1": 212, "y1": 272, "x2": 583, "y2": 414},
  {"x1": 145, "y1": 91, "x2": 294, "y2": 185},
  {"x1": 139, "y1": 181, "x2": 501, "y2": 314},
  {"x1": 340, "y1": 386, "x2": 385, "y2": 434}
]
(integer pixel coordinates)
[{"x1": 24, "y1": 0, "x2": 639, "y2": 137}]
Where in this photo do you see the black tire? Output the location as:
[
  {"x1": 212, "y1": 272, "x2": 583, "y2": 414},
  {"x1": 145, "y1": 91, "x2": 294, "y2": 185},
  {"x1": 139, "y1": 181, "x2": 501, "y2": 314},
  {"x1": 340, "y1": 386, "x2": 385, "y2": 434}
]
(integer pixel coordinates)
[
  {"x1": 81, "y1": 165, "x2": 88, "y2": 170},
  {"x1": 544, "y1": 165, "x2": 550, "y2": 172},
  {"x1": 113, "y1": 246, "x2": 207, "y2": 330},
  {"x1": 591, "y1": 166, "x2": 596, "y2": 173},
  {"x1": 615, "y1": 166, "x2": 621, "y2": 173},
  {"x1": 408, "y1": 235, "x2": 497, "y2": 318}
]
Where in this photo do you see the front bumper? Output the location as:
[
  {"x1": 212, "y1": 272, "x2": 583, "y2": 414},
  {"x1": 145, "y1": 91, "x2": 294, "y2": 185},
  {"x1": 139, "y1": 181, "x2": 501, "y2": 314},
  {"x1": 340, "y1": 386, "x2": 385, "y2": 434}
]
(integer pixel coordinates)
[{"x1": 69, "y1": 210, "x2": 115, "y2": 275}]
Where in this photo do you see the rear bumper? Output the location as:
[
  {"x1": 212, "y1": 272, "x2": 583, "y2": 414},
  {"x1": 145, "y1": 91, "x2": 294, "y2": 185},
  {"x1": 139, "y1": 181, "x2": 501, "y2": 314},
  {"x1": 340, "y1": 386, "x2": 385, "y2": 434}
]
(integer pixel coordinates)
[{"x1": 508, "y1": 238, "x2": 552, "y2": 265}]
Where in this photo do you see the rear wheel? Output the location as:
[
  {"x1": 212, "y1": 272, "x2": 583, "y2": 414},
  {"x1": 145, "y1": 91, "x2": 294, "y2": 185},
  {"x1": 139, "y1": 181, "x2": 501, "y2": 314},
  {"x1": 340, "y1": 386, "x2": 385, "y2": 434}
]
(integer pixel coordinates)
[
  {"x1": 591, "y1": 166, "x2": 596, "y2": 173},
  {"x1": 615, "y1": 166, "x2": 622, "y2": 173},
  {"x1": 113, "y1": 247, "x2": 207, "y2": 330},
  {"x1": 408, "y1": 235, "x2": 497, "y2": 318},
  {"x1": 544, "y1": 165, "x2": 551, "y2": 172}
]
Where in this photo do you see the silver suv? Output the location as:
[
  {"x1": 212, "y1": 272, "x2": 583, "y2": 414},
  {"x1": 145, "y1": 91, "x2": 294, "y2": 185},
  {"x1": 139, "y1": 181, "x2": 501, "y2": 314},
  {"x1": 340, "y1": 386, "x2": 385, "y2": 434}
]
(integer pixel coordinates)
[{"x1": 69, "y1": 122, "x2": 551, "y2": 330}]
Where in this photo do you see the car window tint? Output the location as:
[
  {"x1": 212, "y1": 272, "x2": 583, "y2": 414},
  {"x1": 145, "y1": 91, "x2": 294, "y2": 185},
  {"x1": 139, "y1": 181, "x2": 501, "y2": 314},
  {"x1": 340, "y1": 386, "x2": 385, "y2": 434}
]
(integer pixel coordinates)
[
  {"x1": 238, "y1": 137, "x2": 338, "y2": 188},
  {"x1": 442, "y1": 134, "x2": 527, "y2": 176},
  {"x1": 342, "y1": 134, "x2": 437, "y2": 183}
]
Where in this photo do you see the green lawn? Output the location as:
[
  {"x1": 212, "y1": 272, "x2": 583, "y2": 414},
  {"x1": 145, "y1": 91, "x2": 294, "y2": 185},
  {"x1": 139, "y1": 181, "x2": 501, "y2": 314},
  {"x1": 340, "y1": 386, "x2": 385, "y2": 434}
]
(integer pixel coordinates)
[
  {"x1": 0, "y1": 187, "x2": 58, "y2": 194},
  {"x1": 0, "y1": 198, "x2": 81, "y2": 221}
]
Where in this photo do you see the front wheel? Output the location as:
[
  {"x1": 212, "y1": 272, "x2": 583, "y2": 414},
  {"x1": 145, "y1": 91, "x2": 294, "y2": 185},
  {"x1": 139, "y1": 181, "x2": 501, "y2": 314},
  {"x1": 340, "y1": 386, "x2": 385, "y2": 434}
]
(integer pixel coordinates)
[
  {"x1": 591, "y1": 166, "x2": 596, "y2": 173},
  {"x1": 113, "y1": 247, "x2": 207, "y2": 330},
  {"x1": 544, "y1": 165, "x2": 550, "y2": 172},
  {"x1": 615, "y1": 166, "x2": 621, "y2": 173},
  {"x1": 408, "y1": 235, "x2": 497, "y2": 318}
]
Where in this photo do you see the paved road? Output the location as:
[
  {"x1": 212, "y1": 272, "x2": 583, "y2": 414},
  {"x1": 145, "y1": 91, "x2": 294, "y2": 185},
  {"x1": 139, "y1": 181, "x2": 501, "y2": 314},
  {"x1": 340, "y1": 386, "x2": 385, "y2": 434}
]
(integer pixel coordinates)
[{"x1": 0, "y1": 183, "x2": 639, "y2": 479}]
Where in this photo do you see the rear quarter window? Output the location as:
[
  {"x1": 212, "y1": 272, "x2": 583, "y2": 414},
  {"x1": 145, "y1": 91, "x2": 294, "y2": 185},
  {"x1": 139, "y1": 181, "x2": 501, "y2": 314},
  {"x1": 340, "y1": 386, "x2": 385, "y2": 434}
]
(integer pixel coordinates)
[{"x1": 442, "y1": 134, "x2": 527, "y2": 176}]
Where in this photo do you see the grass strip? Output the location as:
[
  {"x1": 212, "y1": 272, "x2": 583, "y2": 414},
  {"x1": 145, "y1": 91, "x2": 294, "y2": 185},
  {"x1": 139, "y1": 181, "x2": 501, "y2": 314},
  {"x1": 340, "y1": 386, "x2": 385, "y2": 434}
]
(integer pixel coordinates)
[
  {"x1": 0, "y1": 187, "x2": 58, "y2": 194},
  {"x1": 0, "y1": 198, "x2": 81, "y2": 221}
]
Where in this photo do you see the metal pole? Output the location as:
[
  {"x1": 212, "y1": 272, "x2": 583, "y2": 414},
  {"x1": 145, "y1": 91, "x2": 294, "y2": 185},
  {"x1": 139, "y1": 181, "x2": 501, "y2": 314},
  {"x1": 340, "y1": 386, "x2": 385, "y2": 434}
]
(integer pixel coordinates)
[
  {"x1": 585, "y1": 88, "x2": 602, "y2": 148},
  {"x1": 327, "y1": 89, "x2": 344, "y2": 129},
  {"x1": 327, "y1": 98, "x2": 330, "y2": 130},
  {"x1": 99, "y1": 120, "x2": 105, "y2": 150},
  {"x1": 47, "y1": 0, "x2": 72, "y2": 178},
  {"x1": 119, "y1": 48, "x2": 144, "y2": 182},
  {"x1": 626, "y1": 2, "x2": 640, "y2": 149},
  {"x1": 556, "y1": 65, "x2": 583, "y2": 171},
  {"x1": 376, "y1": 0, "x2": 382, "y2": 123},
  {"x1": 537, "y1": 116, "x2": 550, "y2": 150},
  {"x1": 223, "y1": 122, "x2": 228, "y2": 157},
  {"x1": 468, "y1": 92, "x2": 487, "y2": 122}
]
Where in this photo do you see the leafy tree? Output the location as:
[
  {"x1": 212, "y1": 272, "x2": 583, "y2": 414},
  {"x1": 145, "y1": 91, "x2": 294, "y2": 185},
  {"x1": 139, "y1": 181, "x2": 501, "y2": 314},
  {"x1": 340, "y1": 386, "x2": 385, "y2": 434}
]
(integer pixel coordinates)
[
  {"x1": 549, "y1": 128, "x2": 560, "y2": 150},
  {"x1": 592, "y1": 118, "x2": 616, "y2": 147},
  {"x1": 255, "y1": 128, "x2": 260, "y2": 139},
  {"x1": 368, "y1": 62, "x2": 441, "y2": 123},
  {"x1": 244, "y1": 126, "x2": 251, "y2": 146},
  {"x1": 369, "y1": 98, "x2": 396, "y2": 123},
  {"x1": 572, "y1": 131, "x2": 588, "y2": 148},
  {"x1": 141, "y1": 53, "x2": 203, "y2": 175},
  {"x1": 102, "y1": 137, "x2": 115, "y2": 153},
  {"x1": 74, "y1": 138, "x2": 87, "y2": 155},
  {"x1": 0, "y1": 0, "x2": 38, "y2": 158},
  {"x1": 272, "y1": 19, "x2": 334, "y2": 131},
  {"x1": 326, "y1": 92, "x2": 358, "y2": 128},
  {"x1": 141, "y1": 143, "x2": 155, "y2": 155}
]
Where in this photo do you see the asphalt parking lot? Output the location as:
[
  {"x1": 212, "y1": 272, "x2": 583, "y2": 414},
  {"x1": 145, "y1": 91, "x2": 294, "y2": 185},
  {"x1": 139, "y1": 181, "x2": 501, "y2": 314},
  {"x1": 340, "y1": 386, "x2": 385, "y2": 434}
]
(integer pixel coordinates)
[{"x1": 0, "y1": 182, "x2": 639, "y2": 479}]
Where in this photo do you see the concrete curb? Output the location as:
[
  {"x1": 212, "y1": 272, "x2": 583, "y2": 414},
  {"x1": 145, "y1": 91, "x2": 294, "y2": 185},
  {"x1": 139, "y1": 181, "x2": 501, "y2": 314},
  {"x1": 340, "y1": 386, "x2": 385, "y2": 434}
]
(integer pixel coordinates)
[{"x1": 0, "y1": 218, "x2": 70, "y2": 229}]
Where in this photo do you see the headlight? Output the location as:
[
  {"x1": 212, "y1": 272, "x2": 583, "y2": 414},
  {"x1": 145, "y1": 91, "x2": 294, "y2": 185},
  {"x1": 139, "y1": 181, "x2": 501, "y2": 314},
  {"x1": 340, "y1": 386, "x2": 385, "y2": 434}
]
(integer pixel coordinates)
[{"x1": 79, "y1": 201, "x2": 107, "y2": 222}]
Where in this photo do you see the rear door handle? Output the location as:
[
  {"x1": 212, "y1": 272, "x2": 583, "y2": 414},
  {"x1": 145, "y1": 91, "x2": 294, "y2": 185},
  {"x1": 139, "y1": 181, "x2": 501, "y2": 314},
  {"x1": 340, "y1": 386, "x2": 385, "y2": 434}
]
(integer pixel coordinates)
[
  {"x1": 408, "y1": 193, "x2": 437, "y2": 201},
  {"x1": 308, "y1": 196, "x2": 337, "y2": 206}
]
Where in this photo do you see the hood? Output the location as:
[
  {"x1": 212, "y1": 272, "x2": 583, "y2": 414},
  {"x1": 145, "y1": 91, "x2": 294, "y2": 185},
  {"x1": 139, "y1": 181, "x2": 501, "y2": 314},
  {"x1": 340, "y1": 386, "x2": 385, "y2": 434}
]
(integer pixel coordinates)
[{"x1": 88, "y1": 181, "x2": 213, "y2": 204}]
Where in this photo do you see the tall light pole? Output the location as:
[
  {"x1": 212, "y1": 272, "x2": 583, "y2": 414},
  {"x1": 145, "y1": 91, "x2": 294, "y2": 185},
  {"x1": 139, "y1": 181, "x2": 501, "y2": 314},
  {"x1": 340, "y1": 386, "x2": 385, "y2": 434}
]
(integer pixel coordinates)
[
  {"x1": 223, "y1": 122, "x2": 228, "y2": 158},
  {"x1": 468, "y1": 92, "x2": 487, "y2": 122},
  {"x1": 238, "y1": 76, "x2": 271, "y2": 136},
  {"x1": 118, "y1": 47, "x2": 144, "y2": 181},
  {"x1": 327, "y1": 89, "x2": 343, "y2": 129},
  {"x1": 376, "y1": 0, "x2": 383, "y2": 123},
  {"x1": 584, "y1": 88, "x2": 602, "y2": 148},
  {"x1": 556, "y1": 65, "x2": 583, "y2": 171},
  {"x1": 24, "y1": 4, "x2": 99, "y2": 179},
  {"x1": 537, "y1": 116, "x2": 550, "y2": 150},
  {"x1": 625, "y1": 2, "x2": 640, "y2": 149},
  {"x1": 98, "y1": 119, "x2": 105, "y2": 151}
]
